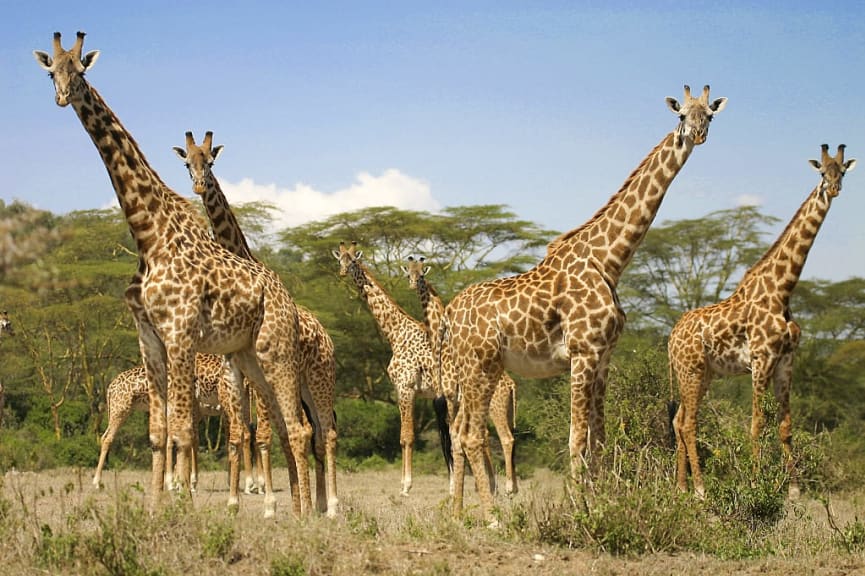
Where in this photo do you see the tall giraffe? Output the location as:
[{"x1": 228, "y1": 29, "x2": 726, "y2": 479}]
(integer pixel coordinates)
[
  {"x1": 92, "y1": 353, "x2": 260, "y2": 492},
  {"x1": 403, "y1": 256, "x2": 519, "y2": 495},
  {"x1": 34, "y1": 32, "x2": 312, "y2": 518},
  {"x1": 669, "y1": 144, "x2": 856, "y2": 499},
  {"x1": 0, "y1": 310, "x2": 13, "y2": 427},
  {"x1": 333, "y1": 242, "x2": 450, "y2": 496},
  {"x1": 173, "y1": 131, "x2": 338, "y2": 516},
  {"x1": 440, "y1": 85, "x2": 727, "y2": 524}
]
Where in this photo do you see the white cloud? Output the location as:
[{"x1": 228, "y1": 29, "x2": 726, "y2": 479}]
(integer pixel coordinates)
[
  {"x1": 734, "y1": 194, "x2": 763, "y2": 207},
  {"x1": 218, "y1": 169, "x2": 440, "y2": 231}
]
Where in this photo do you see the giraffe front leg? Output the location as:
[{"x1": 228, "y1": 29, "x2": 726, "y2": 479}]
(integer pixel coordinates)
[
  {"x1": 167, "y1": 355, "x2": 197, "y2": 496},
  {"x1": 749, "y1": 355, "x2": 775, "y2": 483},
  {"x1": 567, "y1": 353, "x2": 598, "y2": 483},
  {"x1": 397, "y1": 387, "x2": 416, "y2": 496},
  {"x1": 140, "y1": 342, "x2": 168, "y2": 510}
]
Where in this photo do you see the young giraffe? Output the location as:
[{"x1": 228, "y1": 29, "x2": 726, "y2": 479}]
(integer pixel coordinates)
[
  {"x1": 333, "y1": 242, "x2": 450, "y2": 496},
  {"x1": 34, "y1": 32, "x2": 312, "y2": 518},
  {"x1": 403, "y1": 256, "x2": 519, "y2": 495},
  {"x1": 173, "y1": 131, "x2": 338, "y2": 516},
  {"x1": 92, "y1": 353, "x2": 259, "y2": 492},
  {"x1": 0, "y1": 311, "x2": 13, "y2": 427},
  {"x1": 669, "y1": 144, "x2": 856, "y2": 499},
  {"x1": 439, "y1": 85, "x2": 727, "y2": 524}
]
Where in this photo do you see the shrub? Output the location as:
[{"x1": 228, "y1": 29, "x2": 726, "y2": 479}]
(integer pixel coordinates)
[{"x1": 335, "y1": 398, "x2": 401, "y2": 461}]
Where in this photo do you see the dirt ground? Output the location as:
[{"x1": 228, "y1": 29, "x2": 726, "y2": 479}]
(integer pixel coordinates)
[{"x1": 2, "y1": 465, "x2": 865, "y2": 575}]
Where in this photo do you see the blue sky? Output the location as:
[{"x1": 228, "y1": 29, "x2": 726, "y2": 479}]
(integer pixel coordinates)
[{"x1": 5, "y1": 1, "x2": 864, "y2": 281}]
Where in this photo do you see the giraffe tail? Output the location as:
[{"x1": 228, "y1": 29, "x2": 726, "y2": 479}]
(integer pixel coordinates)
[{"x1": 433, "y1": 395, "x2": 453, "y2": 474}]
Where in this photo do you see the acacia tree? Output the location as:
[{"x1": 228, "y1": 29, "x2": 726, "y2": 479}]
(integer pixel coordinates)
[
  {"x1": 0, "y1": 200, "x2": 63, "y2": 289},
  {"x1": 619, "y1": 206, "x2": 779, "y2": 331}
]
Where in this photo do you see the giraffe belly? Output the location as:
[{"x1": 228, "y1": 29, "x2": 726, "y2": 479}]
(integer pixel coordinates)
[
  {"x1": 707, "y1": 343, "x2": 751, "y2": 377},
  {"x1": 502, "y1": 346, "x2": 569, "y2": 379}
]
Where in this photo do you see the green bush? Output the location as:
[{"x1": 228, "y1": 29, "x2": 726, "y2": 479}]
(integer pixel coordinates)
[{"x1": 335, "y1": 398, "x2": 401, "y2": 461}]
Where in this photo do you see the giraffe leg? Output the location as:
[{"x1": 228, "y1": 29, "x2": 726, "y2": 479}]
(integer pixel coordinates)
[
  {"x1": 456, "y1": 375, "x2": 498, "y2": 526},
  {"x1": 489, "y1": 379, "x2": 516, "y2": 495},
  {"x1": 222, "y1": 360, "x2": 246, "y2": 511},
  {"x1": 138, "y1": 328, "x2": 169, "y2": 511},
  {"x1": 397, "y1": 386, "x2": 416, "y2": 496},
  {"x1": 166, "y1": 352, "x2": 197, "y2": 495},
  {"x1": 93, "y1": 404, "x2": 132, "y2": 489},
  {"x1": 680, "y1": 371, "x2": 709, "y2": 498},
  {"x1": 301, "y1": 385, "x2": 327, "y2": 514},
  {"x1": 672, "y1": 401, "x2": 689, "y2": 493},
  {"x1": 256, "y1": 413, "x2": 278, "y2": 518},
  {"x1": 749, "y1": 355, "x2": 775, "y2": 485},
  {"x1": 567, "y1": 353, "x2": 599, "y2": 482},
  {"x1": 774, "y1": 347, "x2": 799, "y2": 498}
]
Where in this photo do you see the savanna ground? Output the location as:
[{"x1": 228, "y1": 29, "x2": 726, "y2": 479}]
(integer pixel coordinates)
[{"x1": 2, "y1": 464, "x2": 865, "y2": 575}]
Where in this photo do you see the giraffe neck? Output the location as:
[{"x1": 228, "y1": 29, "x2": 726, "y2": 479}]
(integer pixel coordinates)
[
  {"x1": 349, "y1": 262, "x2": 418, "y2": 344},
  {"x1": 547, "y1": 132, "x2": 693, "y2": 284},
  {"x1": 737, "y1": 185, "x2": 831, "y2": 299},
  {"x1": 416, "y1": 276, "x2": 444, "y2": 343},
  {"x1": 70, "y1": 82, "x2": 206, "y2": 258},
  {"x1": 200, "y1": 172, "x2": 257, "y2": 262}
]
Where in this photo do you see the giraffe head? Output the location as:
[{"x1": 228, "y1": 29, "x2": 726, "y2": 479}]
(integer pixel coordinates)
[
  {"x1": 665, "y1": 85, "x2": 727, "y2": 146},
  {"x1": 402, "y1": 256, "x2": 430, "y2": 290},
  {"x1": 173, "y1": 131, "x2": 225, "y2": 195},
  {"x1": 808, "y1": 144, "x2": 856, "y2": 199},
  {"x1": 33, "y1": 32, "x2": 100, "y2": 107},
  {"x1": 332, "y1": 241, "x2": 363, "y2": 277},
  {"x1": 0, "y1": 311, "x2": 13, "y2": 337}
]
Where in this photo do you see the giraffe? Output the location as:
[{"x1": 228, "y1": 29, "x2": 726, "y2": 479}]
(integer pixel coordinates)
[
  {"x1": 403, "y1": 256, "x2": 519, "y2": 495},
  {"x1": 439, "y1": 85, "x2": 727, "y2": 524},
  {"x1": 92, "y1": 353, "x2": 260, "y2": 492},
  {"x1": 34, "y1": 32, "x2": 312, "y2": 518},
  {"x1": 668, "y1": 144, "x2": 856, "y2": 499},
  {"x1": 173, "y1": 131, "x2": 338, "y2": 517},
  {"x1": 333, "y1": 242, "x2": 450, "y2": 496},
  {"x1": 0, "y1": 310, "x2": 13, "y2": 427}
]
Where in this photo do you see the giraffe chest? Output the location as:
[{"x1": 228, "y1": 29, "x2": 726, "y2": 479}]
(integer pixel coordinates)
[{"x1": 138, "y1": 259, "x2": 264, "y2": 352}]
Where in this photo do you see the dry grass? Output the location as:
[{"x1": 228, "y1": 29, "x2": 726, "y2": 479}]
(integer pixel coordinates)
[{"x1": 1, "y1": 465, "x2": 864, "y2": 575}]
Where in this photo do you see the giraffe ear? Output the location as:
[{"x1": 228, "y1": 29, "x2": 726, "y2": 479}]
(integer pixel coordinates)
[
  {"x1": 172, "y1": 147, "x2": 188, "y2": 161},
  {"x1": 709, "y1": 97, "x2": 727, "y2": 114},
  {"x1": 808, "y1": 159, "x2": 822, "y2": 172},
  {"x1": 33, "y1": 50, "x2": 53, "y2": 70},
  {"x1": 355, "y1": 250, "x2": 363, "y2": 260},
  {"x1": 423, "y1": 266, "x2": 431, "y2": 276},
  {"x1": 400, "y1": 265, "x2": 409, "y2": 275},
  {"x1": 331, "y1": 250, "x2": 341, "y2": 260},
  {"x1": 81, "y1": 50, "x2": 100, "y2": 71},
  {"x1": 212, "y1": 145, "x2": 225, "y2": 161},
  {"x1": 844, "y1": 159, "x2": 857, "y2": 173},
  {"x1": 665, "y1": 97, "x2": 681, "y2": 114}
]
